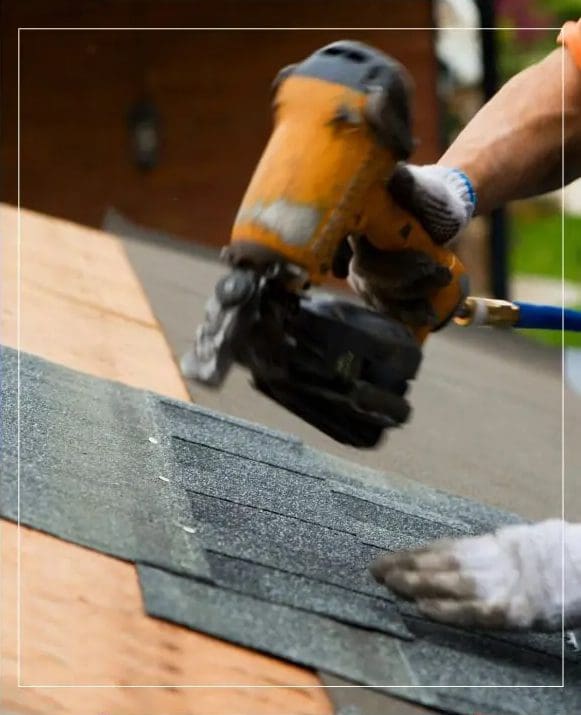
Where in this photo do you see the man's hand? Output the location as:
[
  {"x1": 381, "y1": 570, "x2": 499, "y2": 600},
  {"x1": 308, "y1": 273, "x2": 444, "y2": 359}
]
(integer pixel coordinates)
[
  {"x1": 350, "y1": 40, "x2": 581, "y2": 325},
  {"x1": 370, "y1": 519, "x2": 581, "y2": 631},
  {"x1": 348, "y1": 164, "x2": 476, "y2": 326}
]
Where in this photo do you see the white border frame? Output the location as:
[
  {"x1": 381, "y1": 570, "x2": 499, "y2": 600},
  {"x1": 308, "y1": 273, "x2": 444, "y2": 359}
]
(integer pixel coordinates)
[{"x1": 15, "y1": 25, "x2": 567, "y2": 693}]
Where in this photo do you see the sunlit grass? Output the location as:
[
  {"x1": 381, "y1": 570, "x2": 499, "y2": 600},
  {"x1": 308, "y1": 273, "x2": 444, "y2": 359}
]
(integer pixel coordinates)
[{"x1": 510, "y1": 209, "x2": 581, "y2": 347}]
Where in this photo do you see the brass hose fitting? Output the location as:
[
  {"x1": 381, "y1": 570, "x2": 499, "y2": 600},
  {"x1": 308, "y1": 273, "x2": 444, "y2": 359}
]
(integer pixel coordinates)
[{"x1": 454, "y1": 297, "x2": 520, "y2": 328}]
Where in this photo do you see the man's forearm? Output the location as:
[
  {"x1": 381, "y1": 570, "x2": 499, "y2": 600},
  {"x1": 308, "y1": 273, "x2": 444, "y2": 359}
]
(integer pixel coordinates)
[{"x1": 439, "y1": 48, "x2": 581, "y2": 215}]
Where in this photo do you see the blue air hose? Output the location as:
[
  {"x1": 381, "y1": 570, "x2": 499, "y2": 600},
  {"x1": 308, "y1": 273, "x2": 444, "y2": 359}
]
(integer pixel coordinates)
[
  {"x1": 514, "y1": 302, "x2": 581, "y2": 332},
  {"x1": 454, "y1": 297, "x2": 581, "y2": 332}
]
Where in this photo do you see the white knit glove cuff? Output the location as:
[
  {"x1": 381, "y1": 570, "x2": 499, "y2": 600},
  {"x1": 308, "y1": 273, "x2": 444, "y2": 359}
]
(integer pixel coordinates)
[
  {"x1": 456, "y1": 519, "x2": 581, "y2": 630},
  {"x1": 403, "y1": 164, "x2": 477, "y2": 245},
  {"x1": 484, "y1": 520, "x2": 581, "y2": 630}
]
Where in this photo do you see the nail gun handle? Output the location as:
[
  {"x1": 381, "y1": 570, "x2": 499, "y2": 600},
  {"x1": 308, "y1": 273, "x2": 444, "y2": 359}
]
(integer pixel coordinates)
[{"x1": 362, "y1": 183, "x2": 468, "y2": 343}]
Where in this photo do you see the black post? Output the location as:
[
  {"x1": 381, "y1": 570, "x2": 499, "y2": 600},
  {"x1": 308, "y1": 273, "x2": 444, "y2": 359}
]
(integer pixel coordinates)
[{"x1": 476, "y1": 0, "x2": 510, "y2": 299}]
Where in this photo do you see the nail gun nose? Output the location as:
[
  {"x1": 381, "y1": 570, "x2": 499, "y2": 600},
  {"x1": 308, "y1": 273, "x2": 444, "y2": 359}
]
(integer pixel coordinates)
[{"x1": 215, "y1": 270, "x2": 256, "y2": 308}]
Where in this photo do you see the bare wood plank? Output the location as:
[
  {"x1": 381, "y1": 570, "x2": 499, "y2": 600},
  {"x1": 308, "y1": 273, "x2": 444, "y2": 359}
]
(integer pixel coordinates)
[
  {"x1": 1, "y1": 204, "x2": 189, "y2": 398},
  {"x1": 0, "y1": 204, "x2": 332, "y2": 715},
  {"x1": 1, "y1": 524, "x2": 330, "y2": 715}
]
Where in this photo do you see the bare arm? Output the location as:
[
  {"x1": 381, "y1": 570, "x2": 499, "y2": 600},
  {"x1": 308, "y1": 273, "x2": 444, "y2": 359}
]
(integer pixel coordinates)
[
  {"x1": 440, "y1": 48, "x2": 581, "y2": 214},
  {"x1": 348, "y1": 39, "x2": 581, "y2": 331}
]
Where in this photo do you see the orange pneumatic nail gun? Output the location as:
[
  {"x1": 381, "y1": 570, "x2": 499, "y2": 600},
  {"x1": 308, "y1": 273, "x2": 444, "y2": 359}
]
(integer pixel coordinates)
[{"x1": 182, "y1": 41, "x2": 468, "y2": 447}]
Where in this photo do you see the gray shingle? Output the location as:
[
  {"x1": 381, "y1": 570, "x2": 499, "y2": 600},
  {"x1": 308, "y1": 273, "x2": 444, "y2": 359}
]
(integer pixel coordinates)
[
  {"x1": 320, "y1": 673, "x2": 445, "y2": 715},
  {"x1": 139, "y1": 564, "x2": 573, "y2": 715},
  {"x1": 0, "y1": 346, "x2": 210, "y2": 579},
  {"x1": 138, "y1": 563, "x2": 415, "y2": 686},
  {"x1": 171, "y1": 436, "x2": 466, "y2": 551},
  {"x1": 185, "y1": 491, "x2": 385, "y2": 596},
  {"x1": 158, "y1": 396, "x2": 523, "y2": 534},
  {"x1": 205, "y1": 551, "x2": 413, "y2": 639},
  {"x1": 3, "y1": 345, "x2": 576, "y2": 715}
]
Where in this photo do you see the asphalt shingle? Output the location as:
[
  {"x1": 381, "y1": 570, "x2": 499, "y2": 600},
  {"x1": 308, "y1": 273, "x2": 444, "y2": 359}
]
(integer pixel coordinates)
[
  {"x1": 2, "y1": 345, "x2": 576, "y2": 715},
  {"x1": 205, "y1": 550, "x2": 413, "y2": 639},
  {"x1": 139, "y1": 565, "x2": 571, "y2": 714},
  {"x1": 0, "y1": 346, "x2": 211, "y2": 579},
  {"x1": 138, "y1": 563, "x2": 415, "y2": 686}
]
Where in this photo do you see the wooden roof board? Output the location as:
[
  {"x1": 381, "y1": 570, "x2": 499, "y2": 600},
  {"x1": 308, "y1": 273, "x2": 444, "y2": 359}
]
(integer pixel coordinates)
[{"x1": 0, "y1": 203, "x2": 331, "y2": 715}]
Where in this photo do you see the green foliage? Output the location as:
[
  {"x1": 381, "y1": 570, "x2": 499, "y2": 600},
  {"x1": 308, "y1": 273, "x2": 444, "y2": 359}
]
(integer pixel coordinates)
[
  {"x1": 536, "y1": 0, "x2": 581, "y2": 19},
  {"x1": 497, "y1": 26, "x2": 555, "y2": 82},
  {"x1": 511, "y1": 209, "x2": 581, "y2": 346},
  {"x1": 496, "y1": 0, "x2": 579, "y2": 82},
  {"x1": 510, "y1": 211, "x2": 581, "y2": 283},
  {"x1": 520, "y1": 323, "x2": 581, "y2": 347}
]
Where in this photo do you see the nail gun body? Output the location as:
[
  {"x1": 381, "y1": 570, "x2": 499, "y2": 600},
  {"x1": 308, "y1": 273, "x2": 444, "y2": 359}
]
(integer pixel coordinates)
[{"x1": 182, "y1": 41, "x2": 467, "y2": 447}]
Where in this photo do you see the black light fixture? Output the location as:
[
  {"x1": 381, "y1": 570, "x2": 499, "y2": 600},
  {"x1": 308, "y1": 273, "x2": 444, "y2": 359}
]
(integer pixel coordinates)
[{"x1": 128, "y1": 97, "x2": 161, "y2": 171}]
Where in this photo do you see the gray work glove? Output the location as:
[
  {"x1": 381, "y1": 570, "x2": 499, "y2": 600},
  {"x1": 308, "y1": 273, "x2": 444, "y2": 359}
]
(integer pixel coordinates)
[{"x1": 348, "y1": 164, "x2": 477, "y2": 326}]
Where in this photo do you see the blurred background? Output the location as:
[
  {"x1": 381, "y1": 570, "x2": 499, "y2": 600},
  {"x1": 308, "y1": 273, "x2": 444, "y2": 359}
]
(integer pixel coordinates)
[
  {"x1": 3, "y1": 0, "x2": 580, "y2": 516},
  {"x1": 437, "y1": 0, "x2": 581, "y2": 351},
  {"x1": 2, "y1": 0, "x2": 579, "y2": 347}
]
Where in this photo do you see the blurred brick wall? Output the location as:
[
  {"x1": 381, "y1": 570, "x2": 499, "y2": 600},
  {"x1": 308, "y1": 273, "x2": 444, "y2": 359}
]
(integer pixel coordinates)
[{"x1": 2, "y1": 0, "x2": 439, "y2": 248}]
